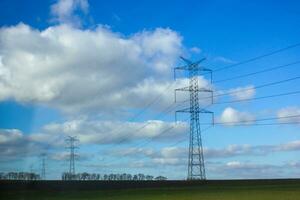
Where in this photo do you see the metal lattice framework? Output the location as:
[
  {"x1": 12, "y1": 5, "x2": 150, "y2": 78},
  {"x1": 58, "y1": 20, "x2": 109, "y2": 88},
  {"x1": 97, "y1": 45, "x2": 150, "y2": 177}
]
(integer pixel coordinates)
[
  {"x1": 174, "y1": 57, "x2": 214, "y2": 180},
  {"x1": 66, "y1": 136, "x2": 79, "y2": 176},
  {"x1": 40, "y1": 153, "x2": 46, "y2": 180}
]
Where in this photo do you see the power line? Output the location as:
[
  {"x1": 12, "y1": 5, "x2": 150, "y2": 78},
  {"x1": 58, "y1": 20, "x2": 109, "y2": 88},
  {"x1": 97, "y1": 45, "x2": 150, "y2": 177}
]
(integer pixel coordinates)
[
  {"x1": 104, "y1": 116, "x2": 203, "y2": 168},
  {"x1": 214, "y1": 122, "x2": 300, "y2": 126},
  {"x1": 132, "y1": 115, "x2": 300, "y2": 167},
  {"x1": 117, "y1": 126, "x2": 214, "y2": 172},
  {"x1": 214, "y1": 75, "x2": 300, "y2": 98},
  {"x1": 213, "y1": 60, "x2": 300, "y2": 84},
  {"x1": 102, "y1": 119, "x2": 187, "y2": 167},
  {"x1": 100, "y1": 45, "x2": 300, "y2": 156},
  {"x1": 165, "y1": 126, "x2": 214, "y2": 147},
  {"x1": 180, "y1": 75, "x2": 300, "y2": 103},
  {"x1": 95, "y1": 101, "x2": 184, "y2": 167},
  {"x1": 99, "y1": 43, "x2": 300, "y2": 175},
  {"x1": 107, "y1": 85, "x2": 199, "y2": 148},
  {"x1": 97, "y1": 95, "x2": 197, "y2": 169},
  {"x1": 127, "y1": 82, "x2": 175, "y2": 121},
  {"x1": 107, "y1": 105, "x2": 214, "y2": 163},
  {"x1": 111, "y1": 102, "x2": 178, "y2": 146},
  {"x1": 214, "y1": 90, "x2": 300, "y2": 105},
  {"x1": 108, "y1": 77, "x2": 300, "y2": 153},
  {"x1": 110, "y1": 42, "x2": 300, "y2": 134},
  {"x1": 212, "y1": 42, "x2": 300, "y2": 72},
  {"x1": 212, "y1": 114, "x2": 300, "y2": 125}
]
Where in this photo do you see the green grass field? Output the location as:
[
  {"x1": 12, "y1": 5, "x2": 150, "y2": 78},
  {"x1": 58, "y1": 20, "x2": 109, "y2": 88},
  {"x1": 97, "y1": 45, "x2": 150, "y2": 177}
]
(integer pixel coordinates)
[{"x1": 1, "y1": 182, "x2": 300, "y2": 200}]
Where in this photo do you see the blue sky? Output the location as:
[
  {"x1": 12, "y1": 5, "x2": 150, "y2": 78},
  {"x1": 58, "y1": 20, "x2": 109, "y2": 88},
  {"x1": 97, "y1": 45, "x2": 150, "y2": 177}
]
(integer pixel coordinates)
[{"x1": 0, "y1": 0, "x2": 300, "y2": 180}]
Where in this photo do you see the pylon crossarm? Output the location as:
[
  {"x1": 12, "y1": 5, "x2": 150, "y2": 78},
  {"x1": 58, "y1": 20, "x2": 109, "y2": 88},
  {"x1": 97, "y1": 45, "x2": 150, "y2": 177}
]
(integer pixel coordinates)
[
  {"x1": 198, "y1": 108, "x2": 213, "y2": 114},
  {"x1": 175, "y1": 87, "x2": 213, "y2": 103},
  {"x1": 177, "y1": 64, "x2": 208, "y2": 71},
  {"x1": 201, "y1": 67, "x2": 212, "y2": 72},
  {"x1": 176, "y1": 87, "x2": 212, "y2": 92},
  {"x1": 198, "y1": 67, "x2": 213, "y2": 84},
  {"x1": 180, "y1": 56, "x2": 193, "y2": 64},
  {"x1": 176, "y1": 108, "x2": 191, "y2": 113},
  {"x1": 65, "y1": 146, "x2": 79, "y2": 149},
  {"x1": 174, "y1": 57, "x2": 207, "y2": 80},
  {"x1": 180, "y1": 56, "x2": 206, "y2": 66},
  {"x1": 174, "y1": 65, "x2": 190, "y2": 71},
  {"x1": 199, "y1": 109, "x2": 215, "y2": 125},
  {"x1": 175, "y1": 108, "x2": 191, "y2": 122},
  {"x1": 174, "y1": 87, "x2": 189, "y2": 102},
  {"x1": 174, "y1": 65, "x2": 189, "y2": 80}
]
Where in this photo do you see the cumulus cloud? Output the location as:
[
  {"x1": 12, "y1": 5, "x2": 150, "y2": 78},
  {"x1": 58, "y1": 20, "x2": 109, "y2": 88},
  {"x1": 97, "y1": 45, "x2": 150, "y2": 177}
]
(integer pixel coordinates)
[
  {"x1": 229, "y1": 85, "x2": 256, "y2": 100},
  {"x1": 277, "y1": 107, "x2": 300, "y2": 123},
  {"x1": 0, "y1": 118, "x2": 187, "y2": 159},
  {"x1": 0, "y1": 23, "x2": 184, "y2": 114},
  {"x1": 214, "y1": 56, "x2": 236, "y2": 64},
  {"x1": 275, "y1": 140, "x2": 300, "y2": 151},
  {"x1": 219, "y1": 107, "x2": 255, "y2": 125},
  {"x1": 189, "y1": 47, "x2": 201, "y2": 54},
  {"x1": 111, "y1": 147, "x2": 155, "y2": 157},
  {"x1": 31, "y1": 118, "x2": 188, "y2": 145},
  {"x1": 0, "y1": 129, "x2": 46, "y2": 159},
  {"x1": 50, "y1": 0, "x2": 89, "y2": 26},
  {"x1": 109, "y1": 139, "x2": 300, "y2": 169},
  {"x1": 51, "y1": 151, "x2": 91, "y2": 161}
]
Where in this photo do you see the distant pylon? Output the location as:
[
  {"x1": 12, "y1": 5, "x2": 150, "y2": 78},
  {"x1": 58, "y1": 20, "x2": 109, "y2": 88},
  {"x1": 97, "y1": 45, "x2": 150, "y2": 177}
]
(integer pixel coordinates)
[
  {"x1": 40, "y1": 153, "x2": 46, "y2": 180},
  {"x1": 174, "y1": 57, "x2": 214, "y2": 180},
  {"x1": 65, "y1": 136, "x2": 79, "y2": 175}
]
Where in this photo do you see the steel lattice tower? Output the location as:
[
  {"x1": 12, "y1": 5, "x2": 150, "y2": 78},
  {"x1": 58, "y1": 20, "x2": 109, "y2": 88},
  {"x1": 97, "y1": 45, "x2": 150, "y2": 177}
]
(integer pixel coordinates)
[
  {"x1": 174, "y1": 57, "x2": 214, "y2": 180},
  {"x1": 66, "y1": 136, "x2": 79, "y2": 175},
  {"x1": 40, "y1": 153, "x2": 46, "y2": 180}
]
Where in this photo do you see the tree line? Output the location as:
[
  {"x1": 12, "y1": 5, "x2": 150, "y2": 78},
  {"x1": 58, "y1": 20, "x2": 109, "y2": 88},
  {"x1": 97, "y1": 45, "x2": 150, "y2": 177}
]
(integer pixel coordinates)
[
  {"x1": 0, "y1": 172, "x2": 40, "y2": 180},
  {"x1": 62, "y1": 172, "x2": 167, "y2": 181}
]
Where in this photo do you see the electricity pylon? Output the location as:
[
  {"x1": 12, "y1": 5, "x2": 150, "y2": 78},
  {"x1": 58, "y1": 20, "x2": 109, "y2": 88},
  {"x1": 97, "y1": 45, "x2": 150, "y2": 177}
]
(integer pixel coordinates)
[
  {"x1": 40, "y1": 153, "x2": 46, "y2": 180},
  {"x1": 174, "y1": 57, "x2": 214, "y2": 180},
  {"x1": 65, "y1": 136, "x2": 79, "y2": 176}
]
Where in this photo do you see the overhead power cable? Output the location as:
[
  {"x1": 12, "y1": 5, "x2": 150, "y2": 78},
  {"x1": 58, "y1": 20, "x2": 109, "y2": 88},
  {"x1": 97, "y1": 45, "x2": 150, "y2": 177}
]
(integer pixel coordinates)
[
  {"x1": 212, "y1": 42, "x2": 300, "y2": 72},
  {"x1": 214, "y1": 90, "x2": 300, "y2": 105},
  {"x1": 213, "y1": 60, "x2": 300, "y2": 84},
  {"x1": 214, "y1": 122, "x2": 300, "y2": 126},
  {"x1": 217, "y1": 114, "x2": 300, "y2": 124},
  {"x1": 181, "y1": 75, "x2": 300, "y2": 103}
]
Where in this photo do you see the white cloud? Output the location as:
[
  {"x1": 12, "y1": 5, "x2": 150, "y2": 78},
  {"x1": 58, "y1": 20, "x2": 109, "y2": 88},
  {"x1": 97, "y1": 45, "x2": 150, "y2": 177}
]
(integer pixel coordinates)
[
  {"x1": 0, "y1": 23, "x2": 184, "y2": 114},
  {"x1": 152, "y1": 158, "x2": 183, "y2": 165},
  {"x1": 219, "y1": 107, "x2": 255, "y2": 125},
  {"x1": 0, "y1": 129, "x2": 45, "y2": 159},
  {"x1": 0, "y1": 118, "x2": 187, "y2": 159},
  {"x1": 51, "y1": 151, "x2": 91, "y2": 161},
  {"x1": 50, "y1": 0, "x2": 89, "y2": 26},
  {"x1": 277, "y1": 107, "x2": 300, "y2": 123},
  {"x1": 111, "y1": 147, "x2": 155, "y2": 157},
  {"x1": 0, "y1": 129, "x2": 23, "y2": 144},
  {"x1": 224, "y1": 161, "x2": 280, "y2": 172},
  {"x1": 226, "y1": 161, "x2": 243, "y2": 168},
  {"x1": 214, "y1": 56, "x2": 236, "y2": 64},
  {"x1": 32, "y1": 118, "x2": 188, "y2": 145},
  {"x1": 275, "y1": 140, "x2": 300, "y2": 151},
  {"x1": 229, "y1": 85, "x2": 256, "y2": 100},
  {"x1": 189, "y1": 47, "x2": 201, "y2": 54}
]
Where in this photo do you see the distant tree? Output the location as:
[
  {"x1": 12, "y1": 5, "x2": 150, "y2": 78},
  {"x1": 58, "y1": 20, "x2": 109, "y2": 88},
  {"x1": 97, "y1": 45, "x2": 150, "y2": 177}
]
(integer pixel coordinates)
[
  {"x1": 138, "y1": 173, "x2": 145, "y2": 180},
  {"x1": 133, "y1": 174, "x2": 138, "y2": 181},
  {"x1": 103, "y1": 174, "x2": 108, "y2": 180},
  {"x1": 155, "y1": 176, "x2": 167, "y2": 181},
  {"x1": 146, "y1": 175, "x2": 154, "y2": 181}
]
